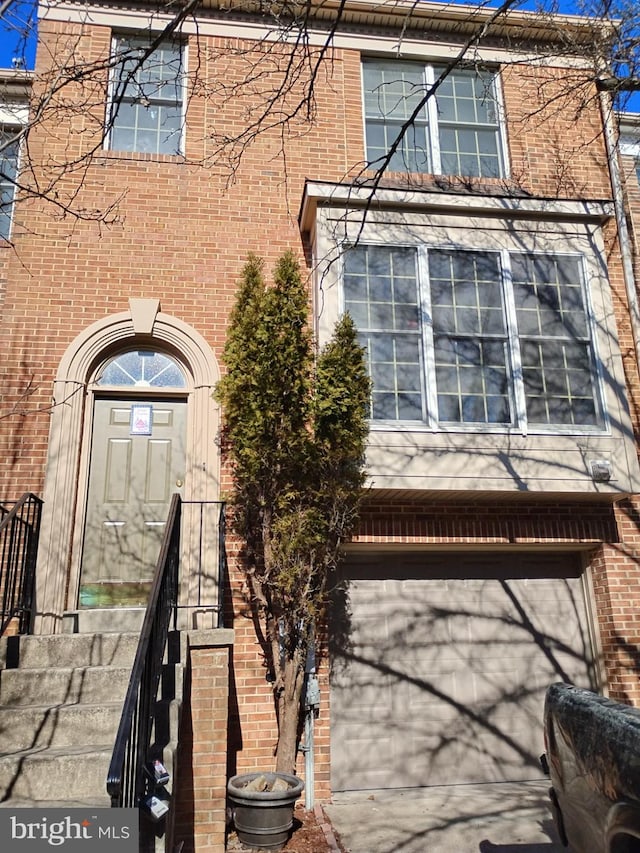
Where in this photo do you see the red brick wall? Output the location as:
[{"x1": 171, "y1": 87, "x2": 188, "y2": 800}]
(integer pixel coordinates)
[
  {"x1": 503, "y1": 65, "x2": 611, "y2": 198},
  {"x1": 173, "y1": 635, "x2": 232, "y2": 853}
]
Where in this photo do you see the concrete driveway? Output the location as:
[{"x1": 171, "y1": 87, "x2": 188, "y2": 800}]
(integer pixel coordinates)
[{"x1": 324, "y1": 781, "x2": 567, "y2": 853}]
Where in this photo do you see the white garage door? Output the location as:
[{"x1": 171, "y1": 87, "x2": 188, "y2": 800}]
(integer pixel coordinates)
[{"x1": 330, "y1": 551, "x2": 596, "y2": 792}]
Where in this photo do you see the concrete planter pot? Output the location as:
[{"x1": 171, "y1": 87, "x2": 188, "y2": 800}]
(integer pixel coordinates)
[{"x1": 227, "y1": 771, "x2": 304, "y2": 850}]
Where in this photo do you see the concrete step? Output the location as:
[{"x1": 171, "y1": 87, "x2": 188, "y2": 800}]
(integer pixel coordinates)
[
  {"x1": 0, "y1": 702, "x2": 123, "y2": 751},
  {"x1": 0, "y1": 665, "x2": 131, "y2": 706},
  {"x1": 0, "y1": 628, "x2": 183, "y2": 827},
  {"x1": 65, "y1": 608, "x2": 146, "y2": 635},
  {"x1": 0, "y1": 743, "x2": 113, "y2": 802},
  {"x1": 0, "y1": 633, "x2": 139, "y2": 670}
]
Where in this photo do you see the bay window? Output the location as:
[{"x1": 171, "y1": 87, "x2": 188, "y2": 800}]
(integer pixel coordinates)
[{"x1": 344, "y1": 244, "x2": 601, "y2": 430}]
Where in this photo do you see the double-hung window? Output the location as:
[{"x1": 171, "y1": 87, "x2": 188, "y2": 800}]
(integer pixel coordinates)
[
  {"x1": 0, "y1": 130, "x2": 19, "y2": 240},
  {"x1": 344, "y1": 245, "x2": 601, "y2": 430},
  {"x1": 363, "y1": 60, "x2": 504, "y2": 178},
  {"x1": 108, "y1": 35, "x2": 184, "y2": 155}
]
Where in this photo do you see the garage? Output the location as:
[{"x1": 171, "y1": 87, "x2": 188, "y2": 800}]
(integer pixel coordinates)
[{"x1": 330, "y1": 550, "x2": 597, "y2": 792}]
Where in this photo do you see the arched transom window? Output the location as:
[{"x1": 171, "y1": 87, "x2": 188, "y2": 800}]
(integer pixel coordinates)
[{"x1": 97, "y1": 349, "x2": 186, "y2": 388}]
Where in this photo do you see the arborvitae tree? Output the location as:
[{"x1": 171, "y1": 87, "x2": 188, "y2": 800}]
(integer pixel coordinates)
[{"x1": 215, "y1": 251, "x2": 370, "y2": 773}]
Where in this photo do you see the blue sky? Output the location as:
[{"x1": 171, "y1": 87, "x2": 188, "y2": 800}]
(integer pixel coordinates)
[
  {"x1": 0, "y1": 0, "x2": 36, "y2": 69},
  {"x1": 0, "y1": 0, "x2": 36, "y2": 68}
]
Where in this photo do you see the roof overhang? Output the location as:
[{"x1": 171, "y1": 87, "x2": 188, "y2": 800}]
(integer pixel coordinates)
[
  {"x1": 43, "y1": 0, "x2": 615, "y2": 48},
  {"x1": 299, "y1": 179, "x2": 614, "y2": 234}
]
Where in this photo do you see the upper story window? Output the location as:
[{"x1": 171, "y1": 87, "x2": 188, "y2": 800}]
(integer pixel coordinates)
[
  {"x1": 344, "y1": 245, "x2": 601, "y2": 430},
  {"x1": 0, "y1": 130, "x2": 19, "y2": 240},
  {"x1": 97, "y1": 350, "x2": 186, "y2": 388},
  {"x1": 107, "y1": 35, "x2": 184, "y2": 155},
  {"x1": 362, "y1": 60, "x2": 504, "y2": 178}
]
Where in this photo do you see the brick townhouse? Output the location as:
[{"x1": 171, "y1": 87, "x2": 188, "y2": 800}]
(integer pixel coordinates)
[{"x1": 2, "y1": 0, "x2": 640, "y2": 849}]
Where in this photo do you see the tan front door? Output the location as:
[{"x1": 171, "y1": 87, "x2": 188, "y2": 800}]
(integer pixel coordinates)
[{"x1": 79, "y1": 398, "x2": 187, "y2": 607}]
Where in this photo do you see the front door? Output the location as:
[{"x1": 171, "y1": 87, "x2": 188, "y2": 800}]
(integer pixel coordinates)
[{"x1": 79, "y1": 398, "x2": 187, "y2": 607}]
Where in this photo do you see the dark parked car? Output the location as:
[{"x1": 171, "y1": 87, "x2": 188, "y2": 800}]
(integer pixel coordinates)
[{"x1": 542, "y1": 682, "x2": 640, "y2": 852}]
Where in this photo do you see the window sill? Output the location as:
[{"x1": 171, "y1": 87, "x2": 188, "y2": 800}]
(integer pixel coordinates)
[
  {"x1": 368, "y1": 420, "x2": 609, "y2": 438},
  {"x1": 97, "y1": 149, "x2": 185, "y2": 164},
  {"x1": 362, "y1": 168, "x2": 509, "y2": 192}
]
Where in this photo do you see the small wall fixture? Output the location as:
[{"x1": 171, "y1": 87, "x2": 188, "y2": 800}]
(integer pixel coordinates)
[{"x1": 589, "y1": 459, "x2": 613, "y2": 483}]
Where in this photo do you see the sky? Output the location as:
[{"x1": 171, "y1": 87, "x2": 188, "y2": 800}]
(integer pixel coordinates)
[{"x1": 0, "y1": 0, "x2": 36, "y2": 69}]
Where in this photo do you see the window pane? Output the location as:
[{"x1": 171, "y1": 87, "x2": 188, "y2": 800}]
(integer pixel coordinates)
[
  {"x1": 429, "y1": 249, "x2": 509, "y2": 424},
  {"x1": 110, "y1": 36, "x2": 184, "y2": 155},
  {"x1": 345, "y1": 246, "x2": 424, "y2": 421},
  {"x1": 439, "y1": 127, "x2": 501, "y2": 178},
  {"x1": 434, "y1": 337, "x2": 509, "y2": 424},
  {"x1": 348, "y1": 302, "x2": 369, "y2": 328},
  {"x1": 364, "y1": 61, "x2": 427, "y2": 120},
  {"x1": 344, "y1": 244, "x2": 601, "y2": 432},
  {"x1": 0, "y1": 131, "x2": 19, "y2": 240},
  {"x1": 98, "y1": 350, "x2": 186, "y2": 387},
  {"x1": 110, "y1": 125, "x2": 136, "y2": 153},
  {"x1": 370, "y1": 302, "x2": 395, "y2": 327},
  {"x1": 363, "y1": 60, "x2": 431, "y2": 172},
  {"x1": 368, "y1": 276, "x2": 392, "y2": 302},
  {"x1": 513, "y1": 255, "x2": 599, "y2": 427},
  {"x1": 363, "y1": 60, "x2": 503, "y2": 178},
  {"x1": 437, "y1": 70, "x2": 497, "y2": 123},
  {"x1": 436, "y1": 68, "x2": 502, "y2": 178}
]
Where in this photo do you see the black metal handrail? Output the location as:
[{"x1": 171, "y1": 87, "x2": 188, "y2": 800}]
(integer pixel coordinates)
[
  {"x1": 0, "y1": 493, "x2": 43, "y2": 636},
  {"x1": 107, "y1": 493, "x2": 182, "y2": 808},
  {"x1": 181, "y1": 500, "x2": 227, "y2": 628}
]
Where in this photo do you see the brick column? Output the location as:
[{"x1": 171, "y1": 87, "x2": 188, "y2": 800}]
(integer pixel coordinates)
[{"x1": 173, "y1": 629, "x2": 234, "y2": 853}]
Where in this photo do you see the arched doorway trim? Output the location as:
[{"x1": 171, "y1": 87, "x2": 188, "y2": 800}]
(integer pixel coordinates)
[{"x1": 35, "y1": 301, "x2": 221, "y2": 634}]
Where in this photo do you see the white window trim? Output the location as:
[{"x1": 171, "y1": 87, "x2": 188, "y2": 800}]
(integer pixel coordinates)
[
  {"x1": 424, "y1": 64, "x2": 440, "y2": 174},
  {"x1": 105, "y1": 33, "x2": 187, "y2": 156}
]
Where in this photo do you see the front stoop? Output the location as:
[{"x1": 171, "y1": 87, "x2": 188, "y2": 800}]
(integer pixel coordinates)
[
  {"x1": 0, "y1": 631, "x2": 185, "y2": 853},
  {"x1": 0, "y1": 629, "x2": 233, "y2": 853},
  {"x1": 0, "y1": 632, "x2": 138, "y2": 808}
]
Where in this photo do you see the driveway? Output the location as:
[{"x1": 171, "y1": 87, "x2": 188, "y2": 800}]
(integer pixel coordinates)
[{"x1": 324, "y1": 781, "x2": 566, "y2": 853}]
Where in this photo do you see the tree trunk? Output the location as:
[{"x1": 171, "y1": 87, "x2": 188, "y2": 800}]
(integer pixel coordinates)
[{"x1": 275, "y1": 653, "x2": 305, "y2": 774}]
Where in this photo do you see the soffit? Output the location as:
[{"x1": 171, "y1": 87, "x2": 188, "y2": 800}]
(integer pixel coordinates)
[{"x1": 46, "y1": 0, "x2": 613, "y2": 47}]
